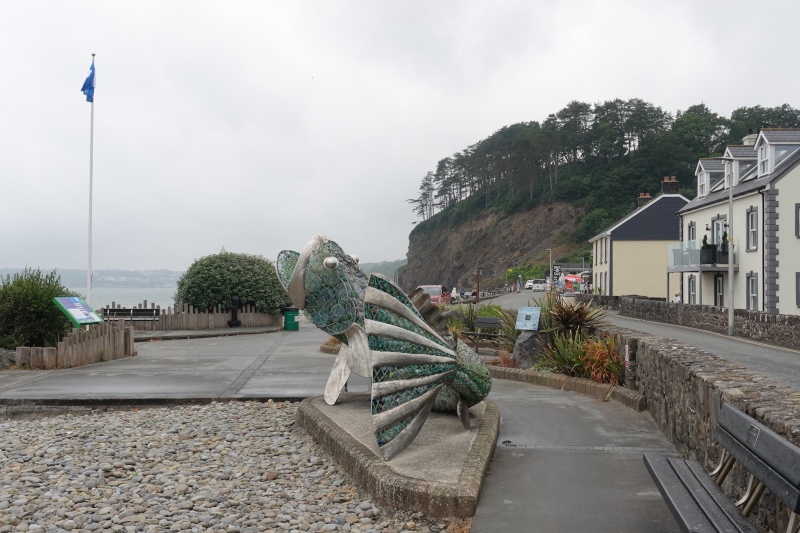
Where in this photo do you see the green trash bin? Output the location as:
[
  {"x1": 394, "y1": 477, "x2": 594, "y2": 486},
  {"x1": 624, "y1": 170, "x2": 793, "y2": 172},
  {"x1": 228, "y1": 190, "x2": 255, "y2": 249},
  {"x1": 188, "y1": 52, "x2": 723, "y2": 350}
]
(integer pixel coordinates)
[{"x1": 282, "y1": 306, "x2": 300, "y2": 331}]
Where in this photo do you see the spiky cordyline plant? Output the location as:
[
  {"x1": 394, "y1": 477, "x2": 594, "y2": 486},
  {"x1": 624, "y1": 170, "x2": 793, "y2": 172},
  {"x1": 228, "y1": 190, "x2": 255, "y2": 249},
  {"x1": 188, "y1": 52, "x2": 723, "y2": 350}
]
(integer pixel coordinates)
[{"x1": 543, "y1": 294, "x2": 607, "y2": 338}]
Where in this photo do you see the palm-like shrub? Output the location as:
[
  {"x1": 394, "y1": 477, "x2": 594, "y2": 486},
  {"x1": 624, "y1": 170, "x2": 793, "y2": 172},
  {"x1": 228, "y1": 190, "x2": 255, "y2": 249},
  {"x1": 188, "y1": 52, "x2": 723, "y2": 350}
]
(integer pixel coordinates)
[
  {"x1": 175, "y1": 251, "x2": 289, "y2": 312},
  {"x1": 496, "y1": 308, "x2": 521, "y2": 351},
  {"x1": 545, "y1": 296, "x2": 607, "y2": 337},
  {"x1": 542, "y1": 330, "x2": 587, "y2": 376},
  {"x1": 540, "y1": 293, "x2": 620, "y2": 383},
  {"x1": 584, "y1": 335, "x2": 623, "y2": 384},
  {"x1": 0, "y1": 269, "x2": 77, "y2": 349}
]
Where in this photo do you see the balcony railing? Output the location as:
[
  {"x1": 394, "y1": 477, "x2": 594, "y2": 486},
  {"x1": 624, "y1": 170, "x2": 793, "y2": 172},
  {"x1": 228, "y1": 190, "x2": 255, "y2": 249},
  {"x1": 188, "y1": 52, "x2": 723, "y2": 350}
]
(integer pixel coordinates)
[{"x1": 668, "y1": 239, "x2": 739, "y2": 268}]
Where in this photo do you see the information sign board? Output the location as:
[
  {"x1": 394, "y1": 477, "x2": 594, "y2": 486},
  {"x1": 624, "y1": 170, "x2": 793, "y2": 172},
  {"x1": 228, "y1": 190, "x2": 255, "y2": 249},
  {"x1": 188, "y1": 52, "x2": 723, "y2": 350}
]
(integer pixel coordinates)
[
  {"x1": 515, "y1": 307, "x2": 541, "y2": 331},
  {"x1": 53, "y1": 296, "x2": 104, "y2": 327}
]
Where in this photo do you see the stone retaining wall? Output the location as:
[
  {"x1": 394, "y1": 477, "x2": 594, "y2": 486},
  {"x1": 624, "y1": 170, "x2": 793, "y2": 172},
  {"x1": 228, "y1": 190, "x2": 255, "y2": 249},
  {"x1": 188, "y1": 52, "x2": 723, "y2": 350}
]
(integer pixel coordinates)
[
  {"x1": 577, "y1": 295, "x2": 800, "y2": 350},
  {"x1": 597, "y1": 323, "x2": 800, "y2": 533},
  {"x1": 486, "y1": 365, "x2": 646, "y2": 411}
]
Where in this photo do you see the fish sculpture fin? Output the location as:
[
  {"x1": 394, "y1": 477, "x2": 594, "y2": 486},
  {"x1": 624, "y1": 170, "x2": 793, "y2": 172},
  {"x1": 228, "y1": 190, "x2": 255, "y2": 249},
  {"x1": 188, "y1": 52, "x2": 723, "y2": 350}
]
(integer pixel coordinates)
[
  {"x1": 365, "y1": 274, "x2": 458, "y2": 459},
  {"x1": 343, "y1": 323, "x2": 371, "y2": 377},
  {"x1": 457, "y1": 397, "x2": 471, "y2": 430},
  {"x1": 323, "y1": 351, "x2": 351, "y2": 405}
]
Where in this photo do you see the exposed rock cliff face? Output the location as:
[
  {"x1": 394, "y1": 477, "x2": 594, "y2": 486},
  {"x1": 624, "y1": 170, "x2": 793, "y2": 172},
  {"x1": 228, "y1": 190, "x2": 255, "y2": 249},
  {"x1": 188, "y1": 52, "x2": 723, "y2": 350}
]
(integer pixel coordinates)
[{"x1": 399, "y1": 201, "x2": 583, "y2": 291}]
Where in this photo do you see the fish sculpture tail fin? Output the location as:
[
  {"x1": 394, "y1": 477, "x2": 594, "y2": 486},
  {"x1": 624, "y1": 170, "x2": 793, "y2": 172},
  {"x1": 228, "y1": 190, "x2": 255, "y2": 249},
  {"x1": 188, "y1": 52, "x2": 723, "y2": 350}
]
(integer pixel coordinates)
[{"x1": 365, "y1": 274, "x2": 458, "y2": 460}]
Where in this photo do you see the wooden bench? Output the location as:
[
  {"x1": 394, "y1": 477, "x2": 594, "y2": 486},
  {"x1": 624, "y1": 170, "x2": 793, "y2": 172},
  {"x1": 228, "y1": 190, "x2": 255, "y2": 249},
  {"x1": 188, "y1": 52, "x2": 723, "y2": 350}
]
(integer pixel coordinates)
[
  {"x1": 643, "y1": 403, "x2": 800, "y2": 533},
  {"x1": 462, "y1": 316, "x2": 502, "y2": 351},
  {"x1": 102, "y1": 308, "x2": 161, "y2": 321}
]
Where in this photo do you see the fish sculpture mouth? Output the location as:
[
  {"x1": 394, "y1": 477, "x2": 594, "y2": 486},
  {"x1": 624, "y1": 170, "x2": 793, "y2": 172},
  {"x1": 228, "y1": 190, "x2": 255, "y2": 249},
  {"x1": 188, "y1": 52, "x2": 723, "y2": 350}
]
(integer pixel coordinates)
[{"x1": 277, "y1": 236, "x2": 491, "y2": 461}]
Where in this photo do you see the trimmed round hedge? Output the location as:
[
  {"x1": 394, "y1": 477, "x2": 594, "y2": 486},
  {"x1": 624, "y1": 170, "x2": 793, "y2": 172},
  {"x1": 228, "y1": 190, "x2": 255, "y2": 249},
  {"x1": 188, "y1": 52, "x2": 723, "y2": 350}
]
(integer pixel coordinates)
[{"x1": 174, "y1": 251, "x2": 289, "y2": 313}]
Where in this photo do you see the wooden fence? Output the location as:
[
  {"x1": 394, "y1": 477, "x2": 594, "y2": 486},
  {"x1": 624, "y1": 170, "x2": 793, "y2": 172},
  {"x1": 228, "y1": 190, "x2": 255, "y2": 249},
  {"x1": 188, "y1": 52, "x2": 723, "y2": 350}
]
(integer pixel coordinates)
[
  {"x1": 102, "y1": 300, "x2": 282, "y2": 331},
  {"x1": 15, "y1": 321, "x2": 135, "y2": 370}
]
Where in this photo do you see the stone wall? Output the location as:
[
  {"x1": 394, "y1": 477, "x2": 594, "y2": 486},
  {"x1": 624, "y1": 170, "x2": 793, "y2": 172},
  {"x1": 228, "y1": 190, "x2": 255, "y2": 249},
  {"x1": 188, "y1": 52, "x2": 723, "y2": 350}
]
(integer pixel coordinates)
[
  {"x1": 577, "y1": 295, "x2": 800, "y2": 350},
  {"x1": 598, "y1": 323, "x2": 800, "y2": 532},
  {"x1": 579, "y1": 295, "x2": 621, "y2": 311}
]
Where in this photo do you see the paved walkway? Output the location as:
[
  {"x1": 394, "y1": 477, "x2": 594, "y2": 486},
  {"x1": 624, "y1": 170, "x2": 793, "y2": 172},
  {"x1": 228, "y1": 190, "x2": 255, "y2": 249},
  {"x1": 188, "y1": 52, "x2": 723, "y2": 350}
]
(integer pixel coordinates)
[{"x1": 0, "y1": 325, "x2": 680, "y2": 532}]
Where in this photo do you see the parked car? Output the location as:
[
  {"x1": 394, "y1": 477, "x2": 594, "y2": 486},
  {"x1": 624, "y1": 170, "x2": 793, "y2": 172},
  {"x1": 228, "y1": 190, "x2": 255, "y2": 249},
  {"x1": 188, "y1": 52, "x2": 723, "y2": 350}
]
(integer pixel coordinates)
[
  {"x1": 416, "y1": 285, "x2": 451, "y2": 305},
  {"x1": 531, "y1": 279, "x2": 547, "y2": 291},
  {"x1": 524, "y1": 279, "x2": 534, "y2": 290}
]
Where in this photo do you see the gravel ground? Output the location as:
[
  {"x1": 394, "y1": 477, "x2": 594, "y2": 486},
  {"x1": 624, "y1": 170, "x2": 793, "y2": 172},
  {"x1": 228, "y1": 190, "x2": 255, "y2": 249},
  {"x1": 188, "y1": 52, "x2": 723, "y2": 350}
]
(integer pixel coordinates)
[{"x1": 0, "y1": 401, "x2": 464, "y2": 533}]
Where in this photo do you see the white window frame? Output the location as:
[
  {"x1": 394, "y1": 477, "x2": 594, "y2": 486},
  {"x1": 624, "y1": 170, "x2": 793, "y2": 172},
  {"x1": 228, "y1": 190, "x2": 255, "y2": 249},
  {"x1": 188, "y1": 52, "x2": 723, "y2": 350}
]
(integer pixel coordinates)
[
  {"x1": 715, "y1": 275, "x2": 723, "y2": 307},
  {"x1": 724, "y1": 161, "x2": 733, "y2": 189},
  {"x1": 758, "y1": 144, "x2": 770, "y2": 176},
  {"x1": 698, "y1": 171, "x2": 707, "y2": 197},
  {"x1": 746, "y1": 207, "x2": 758, "y2": 251},
  {"x1": 688, "y1": 275, "x2": 696, "y2": 305},
  {"x1": 688, "y1": 222, "x2": 696, "y2": 242},
  {"x1": 713, "y1": 218, "x2": 725, "y2": 246},
  {"x1": 747, "y1": 273, "x2": 758, "y2": 310}
]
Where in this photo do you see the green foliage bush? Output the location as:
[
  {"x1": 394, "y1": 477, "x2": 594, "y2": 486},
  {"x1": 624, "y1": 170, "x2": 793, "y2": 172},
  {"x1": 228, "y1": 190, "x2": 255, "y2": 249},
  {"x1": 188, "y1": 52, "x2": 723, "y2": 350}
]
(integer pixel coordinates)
[
  {"x1": 0, "y1": 268, "x2": 77, "y2": 349},
  {"x1": 174, "y1": 251, "x2": 289, "y2": 313}
]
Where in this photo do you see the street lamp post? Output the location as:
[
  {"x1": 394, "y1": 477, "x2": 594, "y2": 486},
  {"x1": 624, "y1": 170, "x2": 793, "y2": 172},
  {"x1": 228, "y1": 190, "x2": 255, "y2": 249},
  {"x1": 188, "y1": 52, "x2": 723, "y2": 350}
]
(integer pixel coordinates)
[
  {"x1": 718, "y1": 156, "x2": 735, "y2": 336},
  {"x1": 546, "y1": 248, "x2": 553, "y2": 290}
]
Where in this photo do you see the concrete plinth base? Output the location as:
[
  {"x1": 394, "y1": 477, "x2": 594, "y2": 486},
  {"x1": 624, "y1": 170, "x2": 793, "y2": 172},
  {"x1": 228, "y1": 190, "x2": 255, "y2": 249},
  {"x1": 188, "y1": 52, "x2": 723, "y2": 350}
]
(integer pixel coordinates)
[{"x1": 296, "y1": 392, "x2": 500, "y2": 518}]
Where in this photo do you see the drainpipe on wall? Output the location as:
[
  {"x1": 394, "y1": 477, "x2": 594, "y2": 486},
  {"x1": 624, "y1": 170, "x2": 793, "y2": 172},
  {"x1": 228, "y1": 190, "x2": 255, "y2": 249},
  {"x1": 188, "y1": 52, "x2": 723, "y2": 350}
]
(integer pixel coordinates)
[
  {"x1": 608, "y1": 237, "x2": 613, "y2": 296},
  {"x1": 760, "y1": 189, "x2": 767, "y2": 313}
]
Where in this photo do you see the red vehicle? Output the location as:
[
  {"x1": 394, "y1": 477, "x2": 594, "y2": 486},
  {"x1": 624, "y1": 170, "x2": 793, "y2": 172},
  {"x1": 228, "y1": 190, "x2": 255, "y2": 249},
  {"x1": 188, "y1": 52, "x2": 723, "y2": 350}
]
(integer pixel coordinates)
[{"x1": 417, "y1": 285, "x2": 451, "y2": 305}]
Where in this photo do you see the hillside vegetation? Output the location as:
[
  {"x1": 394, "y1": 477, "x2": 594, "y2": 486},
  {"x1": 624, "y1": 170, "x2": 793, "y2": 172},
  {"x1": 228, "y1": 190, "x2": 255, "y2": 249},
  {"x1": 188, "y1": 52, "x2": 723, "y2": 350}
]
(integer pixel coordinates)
[
  {"x1": 401, "y1": 100, "x2": 800, "y2": 289},
  {"x1": 408, "y1": 100, "x2": 800, "y2": 243}
]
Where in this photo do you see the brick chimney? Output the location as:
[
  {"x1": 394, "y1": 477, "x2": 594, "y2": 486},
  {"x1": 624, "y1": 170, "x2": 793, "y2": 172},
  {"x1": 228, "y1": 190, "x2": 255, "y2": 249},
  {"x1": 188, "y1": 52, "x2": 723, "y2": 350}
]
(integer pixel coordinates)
[
  {"x1": 637, "y1": 192, "x2": 653, "y2": 208},
  {"x1": 661, "y1": 176, "x2": 680, "y2": 194},
  {"x1": 742, "y1": 128, "x2": 757, "y2": 146}
]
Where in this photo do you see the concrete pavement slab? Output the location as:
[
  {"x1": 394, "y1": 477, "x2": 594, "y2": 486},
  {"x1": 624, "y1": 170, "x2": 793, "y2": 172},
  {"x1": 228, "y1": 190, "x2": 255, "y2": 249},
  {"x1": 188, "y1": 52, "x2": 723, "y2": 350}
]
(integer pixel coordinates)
[
  {"x1": 0, "y1": 370, "x2": 43, "y2": 391},
  {"x1": 472, "y1": 447, "x2": 678, "y2": 532},
  {"x1": 471, "y1": 379, "x2": 679, "y2": 532},
  {"x1": 97, "y1": 353, "x2": 260, "y2": 371},
  {"x1": 236, "y1": 370, "x2": 372, "y2": 398},
  {"x1": 0, "y1": 369, "x2": 241, "y2": 399}
]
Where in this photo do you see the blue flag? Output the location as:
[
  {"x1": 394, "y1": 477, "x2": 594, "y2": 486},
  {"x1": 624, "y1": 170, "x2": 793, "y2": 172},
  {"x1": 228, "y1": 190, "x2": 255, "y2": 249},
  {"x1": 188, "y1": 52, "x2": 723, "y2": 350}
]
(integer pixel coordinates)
[{"x1": 81, "y1": 59, "x2": 95, "y2": 102}]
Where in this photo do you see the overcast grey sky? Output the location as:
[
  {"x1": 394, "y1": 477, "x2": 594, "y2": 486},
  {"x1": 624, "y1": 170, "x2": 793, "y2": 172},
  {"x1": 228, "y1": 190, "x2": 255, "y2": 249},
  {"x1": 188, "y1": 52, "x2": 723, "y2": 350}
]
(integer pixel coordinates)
[{"x1": 2, "y1": 1, "x2": 798, "y2": 272}]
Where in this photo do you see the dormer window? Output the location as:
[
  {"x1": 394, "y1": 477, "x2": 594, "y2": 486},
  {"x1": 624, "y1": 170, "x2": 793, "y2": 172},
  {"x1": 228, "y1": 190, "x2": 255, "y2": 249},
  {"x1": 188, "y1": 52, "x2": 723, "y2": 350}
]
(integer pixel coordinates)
[
  {"x1": 758, "y1": 144, "x2": 770, "y2": 176},
  {"x1": 775, "y1": 145, "x2": 800, "y2": 167},
  {"x1": 724, "y1": 161, "x2": 733, "y2": 188},
  {"x1": 738, "y1": 161, "x2": 754, "y2": 182},
  {"x1": 697, "y1": 171, "x2": 707, "y2": 197},
  {"x1": 708, "y1": 171, "x2": 724, "y2": 189}
]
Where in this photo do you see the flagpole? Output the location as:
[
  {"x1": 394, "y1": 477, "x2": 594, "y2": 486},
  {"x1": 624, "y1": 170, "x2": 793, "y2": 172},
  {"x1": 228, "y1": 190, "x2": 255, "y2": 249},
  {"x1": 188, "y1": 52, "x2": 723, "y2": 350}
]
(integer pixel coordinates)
[{"x1": 87, "y1": 53, "x2": 95, "y2": 306}]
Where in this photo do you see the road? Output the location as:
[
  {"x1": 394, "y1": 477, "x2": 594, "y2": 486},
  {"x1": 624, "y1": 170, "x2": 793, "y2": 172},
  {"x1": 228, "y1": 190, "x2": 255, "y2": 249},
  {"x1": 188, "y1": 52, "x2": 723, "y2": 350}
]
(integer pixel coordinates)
[{"x1": 485, "y1": 290, "x2": 800, "y2": 392}]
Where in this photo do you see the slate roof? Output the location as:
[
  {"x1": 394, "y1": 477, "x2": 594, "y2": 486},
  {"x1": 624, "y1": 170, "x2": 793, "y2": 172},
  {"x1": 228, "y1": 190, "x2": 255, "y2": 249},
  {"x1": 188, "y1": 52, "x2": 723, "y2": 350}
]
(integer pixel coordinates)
[
  {"x1": 724, "y1": 145, "x2": 757, "y2": 158},
  {"x1": 679, "y1": 147, "x2": 800, "y2": 214},
  {"x1": 589, "y1": 194, "x2": 689, "y2": 242},
  {"x1": 761, "y1": 129, "x2": 800, "y2": 143},
  {"x1": 697, "y1": 159, "x2": 725, "y2": 171}
]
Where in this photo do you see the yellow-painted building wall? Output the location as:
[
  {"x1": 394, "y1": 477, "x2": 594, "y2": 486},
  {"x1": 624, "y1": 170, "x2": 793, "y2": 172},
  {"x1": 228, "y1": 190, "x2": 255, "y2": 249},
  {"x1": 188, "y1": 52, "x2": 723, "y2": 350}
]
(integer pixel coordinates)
[{"x1": 612, "y1": 240, "x2": 679, "y2": 298}]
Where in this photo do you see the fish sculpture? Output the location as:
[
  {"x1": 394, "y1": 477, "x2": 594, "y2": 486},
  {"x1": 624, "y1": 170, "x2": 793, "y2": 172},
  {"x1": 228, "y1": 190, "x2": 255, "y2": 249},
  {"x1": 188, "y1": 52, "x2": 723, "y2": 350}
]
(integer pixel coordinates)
[{"x1": 276, "y1": 236, "x2": 491, "y2": 460}]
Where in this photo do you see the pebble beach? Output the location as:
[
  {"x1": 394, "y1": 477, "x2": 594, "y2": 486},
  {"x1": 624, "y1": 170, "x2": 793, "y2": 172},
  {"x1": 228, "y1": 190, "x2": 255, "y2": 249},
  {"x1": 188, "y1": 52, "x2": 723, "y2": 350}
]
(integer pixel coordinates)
[{"x1": 0, "y1": 401, "x2": 460, "y2": 533}]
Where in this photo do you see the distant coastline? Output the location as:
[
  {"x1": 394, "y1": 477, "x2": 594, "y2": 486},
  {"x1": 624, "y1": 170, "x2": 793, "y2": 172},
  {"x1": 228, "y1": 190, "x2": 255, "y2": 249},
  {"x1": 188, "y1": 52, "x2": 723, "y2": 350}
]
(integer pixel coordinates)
[
  {"x1": 1, "y1": 268, "x2": 183, "y2": 289},
  {"x1": 69, "y1": 287, "x2": 177, "y2": 309}
]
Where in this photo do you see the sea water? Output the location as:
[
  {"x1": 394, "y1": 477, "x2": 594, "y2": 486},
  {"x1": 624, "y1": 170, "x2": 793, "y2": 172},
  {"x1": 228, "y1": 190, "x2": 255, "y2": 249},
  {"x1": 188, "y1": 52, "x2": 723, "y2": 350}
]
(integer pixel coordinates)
[{"x1": 68, "y1": 287, "x2": 177, "y2": 309}]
